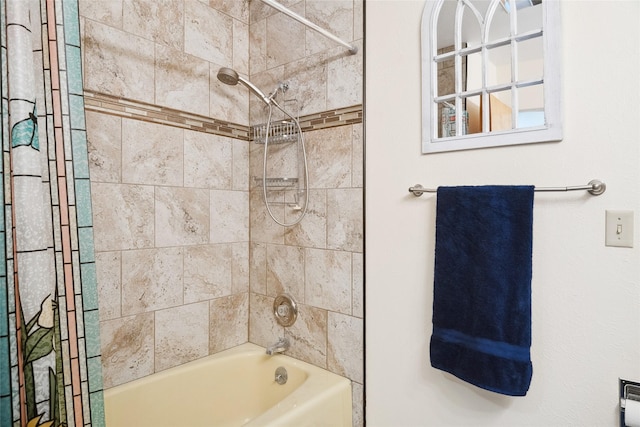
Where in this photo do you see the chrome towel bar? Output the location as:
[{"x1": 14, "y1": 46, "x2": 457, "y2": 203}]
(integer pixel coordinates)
[{"x1": 408, "y1": 179, "x2": 606, "y2": 197}]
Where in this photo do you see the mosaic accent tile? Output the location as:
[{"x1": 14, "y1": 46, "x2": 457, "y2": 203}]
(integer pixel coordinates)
[{"x1": 83, "y1": 90, "x2": 361, "y2": 141}]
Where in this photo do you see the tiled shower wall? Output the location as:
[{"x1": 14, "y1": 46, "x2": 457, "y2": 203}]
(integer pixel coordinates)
[
  {"x1": 79, "y1": 0, "x2": 363, "y2": 423},
  {"x1": 246, "y1": 1, "x2": 364, "y2": 423}
]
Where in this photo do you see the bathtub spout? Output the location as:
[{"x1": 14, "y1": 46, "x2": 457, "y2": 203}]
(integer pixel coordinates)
[{"x1": 266, "y1": 337, "x2": 290, "y2": 355}]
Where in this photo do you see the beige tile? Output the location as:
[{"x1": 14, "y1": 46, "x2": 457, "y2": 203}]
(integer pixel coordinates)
[
  {"x1": 184, "y1": 244, "x2": 233, "y2": 303},
  {"x1": 285, "y1": 303, "x2": 327, "y2": 368},
  {"x1": 184, "y1": 130, "x2": 233, "y2": 189},
  {"x1": 85, "y1": 111, "x2": 121, "y2": 183},
  {"x1": 305, "y1": 248, "x2": 351, "y2": 313},
  {"x1": 210, "y1": 190, "x2": 248, "y2": 243},
  {"x1": 249, "y1": 242, "x2": 267, "y2": 294},
  {"x1": 327, "y1": 40, "x2": 363, "y2": 110},
  {"x1": 210, "y1": 293, "x2": 249, "y2": 353},
  {"x1": 327, "y1": 312, "x2": 363, "y2": 383},
  {"x1": 248, "y1": 18, "x2": 266, "y2": 75},
  {"x1": 352, "y1": 123, "x2": 363, "y2": 188},
  {"x1": 306, "y1": 126, "x2": 352, "y2": 189},
  {"x1": 210, "y1": 0, "x2": 250, "y2": 23},
  {"x1": 327, "y1": 188, "x2": 363, "y2": 252},
  {"x1": 210, "y1": 69, "x2": 249, "y2": 127},
  {"x1": 231, "y1": 242, "x2": 250, "y2": 294},
  {"x1": 266, "y1": 2, "x2": 305, "y2": 69},
  {"x1": 351, "y1": 381, "x2": 364, "y2": 427},
  {"x1": 248, "y1": 69, "x2": 282, "y2": 123},
  {"x1": 121, "y1": 247, "x2": 184, "y2": 315},
  {"x1": 95, "y1": 251, "x2": 121, "y2": 320},
  {"x1": 121, "y1": 119, "x2": 183, "y2": 186},
  {"x1": 82, "y1": 19, "x2": 155, "y2": 103},
  {"x1": 122, "y1": 0, "x2": 184, "y2": 50},
  {"x1": 305, "y1": 0, "x2": 354, "y2": 55},
  {"x1": 233, "y1": 19, "x2": 249, "y2": 76},
  {"x1": 249, "y1": 189, "x2": 284, "y2": 244},
  {"x1": 354, "y1": 0, "x2": 364, "y2": 41},
  {"x1": 249, "y1": 292, "x2": 283, "y2": 348},
  {"x1": 232, "y1": 139, "x2": 249, "y2": 191},
  {"x1": 284, "y1": 189, "x2": 327, "y2": 249},
  {"x1": 100, "y1": 312, "x2": 154, "y2": 388},
  {"x1": 266, "y1": 244, "x2": 304, "y2": 301},
  {"x1": 91, "y1": 183, "x2": 154, "y2": 252},
  {"x1": 352, "y1": 253, "x2": 363, "y2": 318},
  {"x1": 79, "y1": 0, "x2": 123, "y2": 30},
  {"x1": 155, "y1": 302, "x2": 209, "y2": 371},
  {"x1": 156, "y1": 186, "x2": 210, "y2": 247},
  {"x1": 284, "y1": 52, "x2": 328, "y2": 116},
  {"x1": 185, "y1": 1, "x2": 233, "y2": 65},
  {"x1": 155, "y1": 45, "x2": 210, "y2": 116}
]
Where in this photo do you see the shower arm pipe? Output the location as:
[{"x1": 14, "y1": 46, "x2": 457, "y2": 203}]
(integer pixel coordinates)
[{"x1": 258, "y1": 0, "x2": 358, "y2": 54}]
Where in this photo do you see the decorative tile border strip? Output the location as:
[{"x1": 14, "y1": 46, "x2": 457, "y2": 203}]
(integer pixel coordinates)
[{"x1": 83, "y1": 90, "x2": 362, "y2": 141}]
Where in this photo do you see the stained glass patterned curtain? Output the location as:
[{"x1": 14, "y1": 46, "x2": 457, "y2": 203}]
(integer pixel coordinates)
[{"x1": 0, "y1": 0, "x2": 105, "y2": 426}]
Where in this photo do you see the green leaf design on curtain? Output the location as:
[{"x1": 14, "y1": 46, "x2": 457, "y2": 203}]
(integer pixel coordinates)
[
  {"x1": 11, "y1": 105, "x2": 39, "y2": 150},
  {"x1": 48, "y1": 367, "x2": 58, "y2": 426},
  {"x1": 25, "y1": 327, "x2": 54, "y2": 364}
]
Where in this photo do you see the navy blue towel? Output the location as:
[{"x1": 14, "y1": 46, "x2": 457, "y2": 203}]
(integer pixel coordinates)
[{"x1": 430, "y1": 185, "x2": 534, "y2": 396}]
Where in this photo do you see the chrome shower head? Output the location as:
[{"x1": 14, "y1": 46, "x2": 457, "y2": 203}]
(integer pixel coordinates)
[
  {"x1": 217, "y1": 67, "x2": 271, "y2": 105},
  {"x1": 217, "y1": 67, "x2": 239, "y2": 86}
]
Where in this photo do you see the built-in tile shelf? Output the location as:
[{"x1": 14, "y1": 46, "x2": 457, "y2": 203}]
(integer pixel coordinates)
[{"x1": 84, "y1": 90, "x2": 362, "y2": 141}]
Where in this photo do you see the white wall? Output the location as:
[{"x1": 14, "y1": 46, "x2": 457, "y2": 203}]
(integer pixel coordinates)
[{"x1": 365, "y1": 1, "x2": 640, "y2": 426}]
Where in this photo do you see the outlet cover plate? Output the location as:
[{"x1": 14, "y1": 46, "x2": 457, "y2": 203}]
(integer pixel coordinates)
[{"x1": 605, "y1": 210, "x2": 634, "y2": 248}]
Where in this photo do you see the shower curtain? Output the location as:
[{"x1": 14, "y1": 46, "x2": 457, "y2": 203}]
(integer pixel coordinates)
[{"x1": 1, "y1": 0, "x2": 105, "y2": 426}]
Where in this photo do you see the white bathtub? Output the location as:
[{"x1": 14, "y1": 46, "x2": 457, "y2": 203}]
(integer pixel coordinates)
[{"x1": 103, "y1": 342, "x2": 353, "y2": 426}]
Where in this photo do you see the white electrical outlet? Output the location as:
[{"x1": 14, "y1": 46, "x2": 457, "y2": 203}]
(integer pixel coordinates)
[{"x1": 605, "y1": 210, "x2": 634, "y2": 248}]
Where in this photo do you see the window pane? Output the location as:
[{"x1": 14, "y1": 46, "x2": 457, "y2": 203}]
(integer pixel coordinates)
[
  {"x1": 516, "y1": 36, "x2": 543, "y2": 82},
  {"x1": 516, "y1": 0, "x2": 543, "y2": 35},
  {"x1": 461, "y1": 2, "x2": 483, "y2": 49},
  {"x1": 516, "y1": 84, "x2": 544, "y2": 128},
  {"x1": 439, "y1": 101, "x2": 468, "y2": 138},
  {"x1": 464, "y1": 50, "x2": 483, "y2": 92},
  {"x1": 486, "y1": 44, "x2": 512, "y2": 87},
  {"x1": 464, "y1": 94, "x2": 483, "y2": 134},
  {"x1": 488, "y1": 2, "x2": 511, "y2": 43},
  {"x1": 489, "y1": 90, "x2": 512, "y2": 132},
  {"x1": 437, "y1": 45, "x2": 457, "y2": 97}
]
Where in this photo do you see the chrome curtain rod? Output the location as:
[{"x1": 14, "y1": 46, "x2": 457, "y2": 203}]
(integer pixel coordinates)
[
  {"x1": 259, "y1": 0, "x2": 358, "y2": 54},
  {"x1": 408, "y1": 179, "x2": 606, "y2": 197}
]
